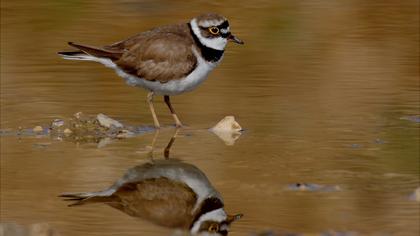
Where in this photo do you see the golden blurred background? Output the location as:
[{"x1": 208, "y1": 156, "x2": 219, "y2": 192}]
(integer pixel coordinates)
[{"x1": 1, "y1": 0, "x2": 419, "y2": 235}]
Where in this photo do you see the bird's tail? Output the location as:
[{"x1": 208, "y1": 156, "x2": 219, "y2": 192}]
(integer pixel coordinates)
[
  {"x1": 59, "y1": 189, "x2": 117, "y2": 206},
  {"x1": 58, "y1": 42, "x2": 123, "y2": 61}
]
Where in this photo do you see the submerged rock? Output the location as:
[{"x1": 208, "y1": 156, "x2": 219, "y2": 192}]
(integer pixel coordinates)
[
  {"x1": 33, "y1": 126, "x2": 43, "y2": 133},
  {"x1": 409, "y1": 187, "x2": 420, "y2": 202},
  {"x1": 51, "y1": 119, "x2": 64, "y2": 128},
  {"x1": 350, "y1": 144, "x2": 363, "y2": 149},
  {"x1": 116, "y1": 129, "x2": 135, "y2": 138},
  {"x1": 46, "y1": 112, "x2": 139, "y2": 143},
  {"x1": 373, "y1": 138, "x2": 386, "y2": 144},
  {"x1": 63, "y1": 128, "x2": 73, "y2": 135},
  {"x1": 96, "y1": 113, "x2": 124, "y2": 128},
  {"x1": 287, "y1": 183, "x2": 341, "y2": 192},
  {"x1": 210, "y1": 116, "x2": 243, "y2": 145},
  {"x1": 0, "y1": 222, "x2": 60, "y2": 236},
  {"x1": 400, "y1": 115, "x2": 420, "y2": 123},
  {"x1": 1, "y1": 113, "x2": 245, "y2": 148}
]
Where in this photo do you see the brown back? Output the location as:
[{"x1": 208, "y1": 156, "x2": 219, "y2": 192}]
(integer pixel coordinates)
[
  {"x1": 108, "y1": 177, "x2": 198, "y2": 228},
  {"x1": 107, "y1": 24, "x2": 197, "y2": 83}
]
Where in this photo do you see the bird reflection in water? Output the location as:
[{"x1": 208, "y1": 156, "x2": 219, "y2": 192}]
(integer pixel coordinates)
[{"x1": 60, "y1": 129, "x2": 242, "y2": 236}]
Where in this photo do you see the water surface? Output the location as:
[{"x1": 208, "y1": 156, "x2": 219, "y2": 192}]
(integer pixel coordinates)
[{"x1": 1, "y1": 0, "x2": 419, "y2": 235}]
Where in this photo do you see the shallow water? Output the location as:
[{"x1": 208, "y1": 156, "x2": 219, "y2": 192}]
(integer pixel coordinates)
[{"x1": 1, "y1": 0, "x2": 419, "y2": 235}]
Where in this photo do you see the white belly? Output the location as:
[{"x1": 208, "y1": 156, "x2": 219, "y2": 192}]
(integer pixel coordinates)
[{"x1": 91, "y1": 47, "x2": 220, "y2": 96}]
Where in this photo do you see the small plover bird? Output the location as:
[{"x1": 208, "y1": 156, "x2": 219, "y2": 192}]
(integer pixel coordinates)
[
  {"x1": 60, "y1": 160, "x2": 243, "y2": 235},
  {"x1": 59, "y1": 13, "x2": 243, "y2": 128}
]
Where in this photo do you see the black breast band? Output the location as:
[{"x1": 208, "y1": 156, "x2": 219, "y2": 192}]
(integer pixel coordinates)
[{"x1": 188, "y1": 23, "x2": 224, "y2": 63}]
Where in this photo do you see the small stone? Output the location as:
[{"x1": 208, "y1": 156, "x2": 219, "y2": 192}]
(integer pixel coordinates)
[
  {"x1": 211, "y1": 116, "x2": 242, "y2": 133},
  {"x1": 210, "y1": 116, "x2": 243, "y2": 146},
  {"x1": 96, "y1": 113, "x2": 123, "y2": 129},
  {"x1": 74, "y1": 112, "x2": 83, "y2": 119},
  {"x1": 51, "y1": 119, "x2": 64, "y2": 128},
  {"x1": 73, "y1": 111, "x2": 92, "y2": 123},
  {"x1": 33, "y1": 126, "x2": 43, "y2": 133},
  {"x1": 63, "y1": 128, "x2": 73, "y2": 135},
  {"x1": 116, "y1": 129, "x2": 135, "y2": 138}
]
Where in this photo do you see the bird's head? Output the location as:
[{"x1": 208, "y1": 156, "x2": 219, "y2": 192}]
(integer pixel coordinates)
[
  {"x1": 190, "y1": 13, "x2": 244, "y2": 51},
  {"x1": 190, "y1": 208, "x2": 243, "y2": 236}
]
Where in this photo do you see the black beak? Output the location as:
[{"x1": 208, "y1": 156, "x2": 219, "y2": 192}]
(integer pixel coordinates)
[{"x1": 228, "y1": 34, "x2": 244, "y2": 44}]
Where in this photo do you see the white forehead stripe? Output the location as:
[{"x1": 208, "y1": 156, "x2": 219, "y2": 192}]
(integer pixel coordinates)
[
  {"x1": 190, "y1": 208, "x2": 227, "y2": 234},
  {"x1": 198, "y1": 19, "x2": 225, "y2": 28},
  {"x1": 190, "y1": 19, "x2": 228, "y2": 51},
  {"x1": 220, "y1": 27, "x2": 230, "y2": 34}
]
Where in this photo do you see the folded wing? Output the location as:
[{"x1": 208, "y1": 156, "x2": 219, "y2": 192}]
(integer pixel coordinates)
[{"x1": 115, "y1": 33, "x2": 197, "y2": 83}]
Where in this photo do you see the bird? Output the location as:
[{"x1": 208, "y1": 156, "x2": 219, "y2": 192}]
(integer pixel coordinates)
[
  {"x1": 60, "y1": 160, "x2": 243, "y2": 235},
  {"x1": 58, "y1": 13, "x2": 244, "y2": 128}
]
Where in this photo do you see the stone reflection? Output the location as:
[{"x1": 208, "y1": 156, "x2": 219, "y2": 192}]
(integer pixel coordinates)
[{"x1": 60, "y1": 133, "x2": 242, "y2": 235}]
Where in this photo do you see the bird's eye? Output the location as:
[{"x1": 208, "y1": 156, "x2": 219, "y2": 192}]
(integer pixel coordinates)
[
  {"x1": 208, "y1": 224, "x2": 219, "y2": 232},
  {"x1": 209, "y1": 27, "x2": 219, "y2": 35}
]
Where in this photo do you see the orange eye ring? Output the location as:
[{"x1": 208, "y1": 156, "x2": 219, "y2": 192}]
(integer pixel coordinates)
[{"x1": 209, "y1": 27, "x2": 219, "y2": 35}]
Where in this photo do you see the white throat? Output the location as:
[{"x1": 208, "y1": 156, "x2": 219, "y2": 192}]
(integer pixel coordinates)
[
  {"x1": 190, "y1": 208, "x2": 227, "y2": 234},
  {"x1": 190, "y1": 19, "x2": 228, "y2": 51}
]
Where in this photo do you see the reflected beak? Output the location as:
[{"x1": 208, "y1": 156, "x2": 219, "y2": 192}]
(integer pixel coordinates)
[
  {"x1": 226, "y1": 213, "x2": 244, "y2": 224},
  {"x1": 228, "y1": 34, "x2": 244, "y2": 44}
]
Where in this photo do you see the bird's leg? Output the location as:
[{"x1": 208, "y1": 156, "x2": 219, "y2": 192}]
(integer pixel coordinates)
[
  {"x1": 164, "y1": 128, "x2": 180, "y2": 159},
  {"x1": 164, "y1": 95, "x2": 183, "y2": 127},
  {"x1": 147, "y1": 91, "x2": 160, "y2": 128},
  {"x1": 147, "y1": 129, "x2": 160, "y2": 161}
]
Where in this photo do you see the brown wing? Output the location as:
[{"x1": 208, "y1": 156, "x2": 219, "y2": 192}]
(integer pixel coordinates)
[
  {"x1": 105, "y1": 23, "x2": 190, "y2": 51},
  {"x1": 113, "y1": 27, "x2": 197, "y2": 83},
  {"x1": 108, "y1": 177, "x2": 197, "y2": 229}
]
